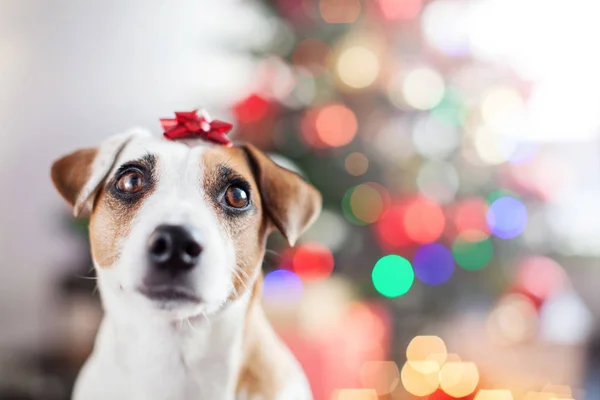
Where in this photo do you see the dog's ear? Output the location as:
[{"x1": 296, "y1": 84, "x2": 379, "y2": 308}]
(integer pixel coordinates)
[
  {"x1": 51, "y1": 129, "x2": 150, "y2": 217},
  {"x1": 242, "y1": 143, "x2": 322, "y2": 246}
]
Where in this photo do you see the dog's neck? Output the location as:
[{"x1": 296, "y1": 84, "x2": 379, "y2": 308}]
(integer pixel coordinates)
[{"x1": 96, "y1": 282, "x2": 252, "y2": 400}]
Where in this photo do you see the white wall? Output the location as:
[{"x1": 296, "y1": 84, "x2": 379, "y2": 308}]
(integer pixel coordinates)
[{"x1": 0, "y1": 0, "x2": 267, "y2": 352}]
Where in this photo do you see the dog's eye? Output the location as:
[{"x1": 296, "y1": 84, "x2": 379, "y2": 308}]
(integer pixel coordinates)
[
  {"x1": 116, "y1": 170, "x2": 144, "y2": 194},
  {"x1": 225, "y1": 185, "x2": 249, "y2": 209}
]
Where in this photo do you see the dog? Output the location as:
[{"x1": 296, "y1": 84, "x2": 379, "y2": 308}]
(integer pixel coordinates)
[{"x1": 51, "y1": 128, "x2": 321, "y2": 400}]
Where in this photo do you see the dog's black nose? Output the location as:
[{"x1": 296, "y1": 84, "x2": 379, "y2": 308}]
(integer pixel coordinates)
[{"x1": 148, "y1": 225, "x2": 202, "y2": 274}]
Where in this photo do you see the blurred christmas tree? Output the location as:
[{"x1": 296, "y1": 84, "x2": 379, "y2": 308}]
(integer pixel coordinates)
[{"x1": 229, "y1": 0, "x2": 553, "y2": 361}]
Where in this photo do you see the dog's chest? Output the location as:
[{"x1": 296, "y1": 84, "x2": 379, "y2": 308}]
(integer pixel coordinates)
[{"x1": 77, "y1": 316, "x2": 244, "y2": 400}]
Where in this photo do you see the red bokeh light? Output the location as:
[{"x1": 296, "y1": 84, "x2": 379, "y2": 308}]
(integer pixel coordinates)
[
  {"x1": 232, "y1": 94, "x2": 270, "y2": 124},
  {"x1": 292, "y1": 242, "x2": 334, "y2": 281},
  {"x1": 375, "y1": 202, "x2": 412, "y2": 250},
  {"x1": 403, "y1": 197, "x2": 445, "y2": 244},
  {"x1": 377, "y1": 0, "x2": 422, "y2": 20},
  {"x1": 515, "y1": 256, "x2": 568, "y2": 301},
  {"x1": 453, "y1": 197, "x2": 490, "y2": 236}
]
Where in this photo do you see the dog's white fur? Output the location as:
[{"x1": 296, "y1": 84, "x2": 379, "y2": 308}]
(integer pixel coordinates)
[{"x1": 55, "y1": 131, "x2": 313, "y2": 400}]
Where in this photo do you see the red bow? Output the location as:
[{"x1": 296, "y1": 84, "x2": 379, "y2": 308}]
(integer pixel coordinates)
[{"x1": 160, "y1": 110, "x2": 233, "y2": 146}]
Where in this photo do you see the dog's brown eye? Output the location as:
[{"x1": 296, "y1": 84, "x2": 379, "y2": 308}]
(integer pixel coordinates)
[
  {"x1": 225, "y1": 185, "x2": 249, "y2": 208},
  {"x1": 116, "y1": 171, "x2": 144, "y2": 193}
]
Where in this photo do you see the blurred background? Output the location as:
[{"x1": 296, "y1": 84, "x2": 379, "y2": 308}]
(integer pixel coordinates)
[{"x1": 1, "y1": 0, "x2": 600, "y2": 399}]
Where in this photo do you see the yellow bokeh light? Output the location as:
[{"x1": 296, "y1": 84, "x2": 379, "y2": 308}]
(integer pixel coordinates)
[
  {"x1": 401, "y1": 67, "x2": 445, "y2": 110},
  {"x1": 336, "y1": 389, "x2": 378, "y2": 400},
  {"x1": 359, "y1": 361, "x2": 400, "y2": 395},
  {"x1": 481, "y1": 85, "x2": 524, "y2": 132},
  {"x1": 542, "y1": 384, "x2": 573, "y2": 398},
  {"x1": 320, "y1": 0, "x2": 361, "y2": 23},
  {"x1": 473, "y1": 126, "x2": 516, "y2": 165},
  {"x1": 475, "y1": 389, "x2": 515, "y2": 400},
  {"x1": 406, "y1": 335, "x2": 447, "y2": 369},
  {"x1": 439, "y1": 362, "x2": 479, "y2": 397},
  {"x1": 337, "y1": 46, "x2": 380, "y2": 89},
  {"x1": 345, "y1": 152, "x2": 369, "y2": 176},
  {"x1": 401, "y1": 361, "x2": 440, "y2": 397},
  {"x1": 350, "y1": 183, "x2": 385, "y2": 224}
]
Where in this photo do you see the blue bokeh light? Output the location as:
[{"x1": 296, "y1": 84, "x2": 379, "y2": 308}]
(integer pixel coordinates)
[
  {"x1": 263, "y1": 269, "x2": 303, "y2": 304},
  {"x1": 413, "y1": 243, "x2": 455, "y2": 286},
  {"x1": 486, "y1": 196, "x2": 528, "y2": 239}
]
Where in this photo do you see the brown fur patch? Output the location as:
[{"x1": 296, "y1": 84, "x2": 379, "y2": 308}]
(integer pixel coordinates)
[
  {"x1": 236, "y1": 276, "x2": 297, "y2": 399},
  {"x1": 89, "y1": 157, "x2": 157, "y2": 268},
  {"x1": 51, "y1": 148, "x2": 97, "y2": 207},
  {"x1": 201, "y1": 147, "x2": 270, "y2": 299}
]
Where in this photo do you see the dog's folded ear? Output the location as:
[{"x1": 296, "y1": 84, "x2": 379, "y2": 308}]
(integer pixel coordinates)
[
  {"x1": 51, "y1": 129, "x2": 150, "y2": 217},
  {"x1": 241, "y1": 143, "x2": 322, "y2": 246}
]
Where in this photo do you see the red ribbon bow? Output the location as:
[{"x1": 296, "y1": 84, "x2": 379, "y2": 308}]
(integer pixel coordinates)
[{"x1": 160, "y1": 110, "x2": 233, "y2": 146}]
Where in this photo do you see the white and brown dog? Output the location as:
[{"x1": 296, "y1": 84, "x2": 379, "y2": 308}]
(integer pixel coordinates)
[{"x1": 51, "y1": 128, "x2": 321, "y2": 400}]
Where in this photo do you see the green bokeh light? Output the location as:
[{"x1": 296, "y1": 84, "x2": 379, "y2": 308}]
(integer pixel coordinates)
[
  {"x1": 430, "y1": 88, "x2": 468, "y2": 127},
  {"x1": 487, "y1": 189, "x2": 520, "y2": 204},
  {"x1": 372, "y1": 255, "x2": 415, "y2": 298},
  {"x1": 452, "y1": 236, "x2": 494, "y2": 271}
]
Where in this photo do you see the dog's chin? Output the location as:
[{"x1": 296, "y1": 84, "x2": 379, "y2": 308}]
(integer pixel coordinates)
[{"x1": 135, "y1": 286, "x2": 224, "y2": 319}]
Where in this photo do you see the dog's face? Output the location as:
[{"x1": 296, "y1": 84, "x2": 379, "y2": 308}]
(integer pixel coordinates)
[{"x1": 51, "y1": 130, "x2": 321, "y2": 319}]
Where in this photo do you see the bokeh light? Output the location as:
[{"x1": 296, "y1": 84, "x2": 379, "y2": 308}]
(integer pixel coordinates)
[
  {"x1": 345, "y1": 152, "x2": 369, "y2": 176},
  {"x1": 413, "y1": 243, "x2": 455, "y2": 286},
  {"x1": 375, "y1": 203, "x2": 412, "y2": 249},
  {"x1": 412, "y1": 115, "x2": 460, "y2": 160},
  {"x1": 453, "y1": 197, "x2": 490, "y2": 235},
  {"x1": 232, "y1": 94, "x2": 270, "y2": 123},
  {"x1": 263, "y1": 269, "x2": 303, "y2": 304},
  {"x1": 406, "y1": 335, "x2": 447, "y2": 368},
  {"x1": 487, "y1": 293, "x2": 538, "y2": 344},
  {"x1": 343, "y1": 183, "x2": 390, "y2": 225},
  {"x1": 486, "y1": 196, "x2": 528, "y2": 239},
  {"x1": 291, "y1": 38, "x2": 331, "y2": 76},
  {"x1": 402, "y1": 67, "x2": 445, "y2": 110},
  {"x1": 302, "y1": 209, "x2": 349, "y2": 253},
  {"x1": 439, "y1": 362, "x2": 479, "y2": 397},
  {"x1": 416, "y1": 160, "x2": 459, "y2": 204},
  {"x1": 452, "y1": 232, "x2": 493, "y2": 271},
  {"x1": 336, "y1": 389, "x2": 378, "y2": 400},
  {"x1": 475, "y1": 390, "x2": 515, "y2": 400},
  {"x1": 430, "y1": 88, "x2": 468, "y2": 127},
  {"x1": 473, "y1": 126, "x2": 517, "y2": 165},
  {"x1": 316, "y1": 104, "x2": 358, "y2": 147},
  {"x1": 481, "y1": 85, "x2": 525, "y2": 133},
  {"x1": 292, "y1": 242, "x2": 334, "y2": 281},
  {"x1": 422, "y1": 0, "x2": 470, "y2": 56},
  {"x1": 372, "y1": 255, "x2": 415, "y2": 298},
  {"x1": 377, "y1": 0, "x2": 422, "y2": 20},
  {"x1": 403, "y1": 197, "x2": 445, "y2": 244},
  {"x1": 319, "y1": 0, "x2": 361, "y2": 24},
  {"x1": 359, "y1": 361, "x2": 400, "y2": 395},
  {"x1": 515, "y1": 256, "x2": 568, "y2": 301},
  {"x1": 401, "y1": 361, "x2": 440, "y2": 397},
  {"x1": 337, "y1": 46, "x2": 380, "y2": 89}
]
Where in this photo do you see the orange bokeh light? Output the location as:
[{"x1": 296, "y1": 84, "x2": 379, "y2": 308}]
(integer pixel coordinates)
[
  {"x1": 319, "y1": 0, "x2": 361, "y2": 23},
  {"x1": 292, "y1": 242, "x2": 334, "y2": 281},
  {"x1": 292, "y1": 38, "x2": 331, "y2": 76},
  {"x1": 403, "y1": 197, "x2": 445, "y2": 243},
  {"x1": 316, "y1": 104, "x2": 358, "y2": 147}
]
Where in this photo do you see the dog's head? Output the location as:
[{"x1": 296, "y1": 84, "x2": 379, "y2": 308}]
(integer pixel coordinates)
[{"x1": 51, "y1": 129, "x2": 321, "y2": 319}]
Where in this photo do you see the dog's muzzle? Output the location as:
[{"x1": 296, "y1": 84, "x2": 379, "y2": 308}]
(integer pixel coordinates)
[{"x1": 147, "y1": 224, "x2": 203, "y2": 274}]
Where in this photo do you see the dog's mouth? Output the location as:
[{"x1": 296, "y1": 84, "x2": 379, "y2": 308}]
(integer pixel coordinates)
[{"x1": 138, "y1": 285, "x2": 201, "y2": 303}]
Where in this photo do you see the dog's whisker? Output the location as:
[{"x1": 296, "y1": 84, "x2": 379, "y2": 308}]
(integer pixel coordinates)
[
  {"x1": 201, "y1": 311, "x2": 211, "y2": 330},
  {"x1": 186, "y1": 317, "x2": 198, "y2": 334},
  {"x1": 76, "y1": 275, "x2": 98, "y2": 280}
]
